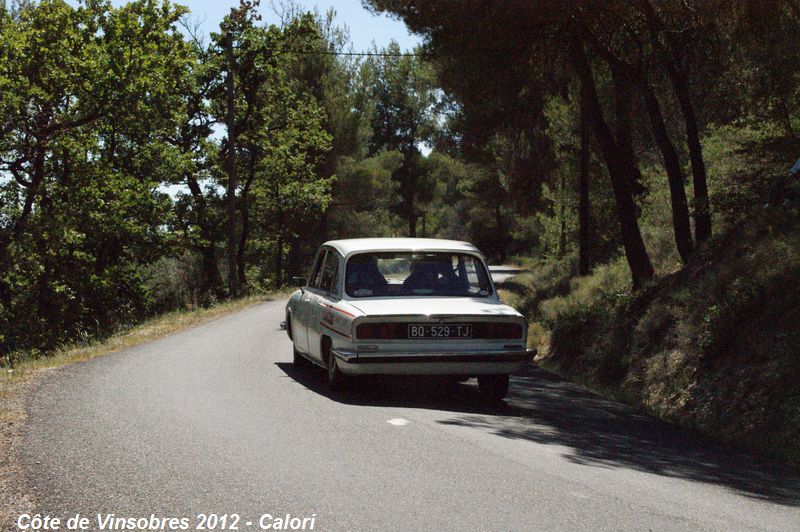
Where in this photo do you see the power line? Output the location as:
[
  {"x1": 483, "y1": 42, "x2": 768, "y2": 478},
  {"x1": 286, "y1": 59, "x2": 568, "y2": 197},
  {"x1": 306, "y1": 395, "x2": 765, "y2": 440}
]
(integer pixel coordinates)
[{"x1": 279, "y1": 49, "x2": 429, "y2": 58}]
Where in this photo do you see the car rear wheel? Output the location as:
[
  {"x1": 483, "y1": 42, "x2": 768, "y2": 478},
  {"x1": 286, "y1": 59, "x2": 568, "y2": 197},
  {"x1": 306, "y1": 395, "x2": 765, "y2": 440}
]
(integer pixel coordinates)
[
  {"x1": 293, "y1": 345, "x2": 307, "y2": 367},
  {"x1": 324, "y1": 341, "x2": 345, "y2": 390},
  {"x1": 285, "y1": 312, "x2": 294, "y2": 340},
  {"x1": 443, "y1": 375, "x2": 470, "y2": 387},
  {"x1": 478, "y1": 374, "x2": 509, "y2": 400}
]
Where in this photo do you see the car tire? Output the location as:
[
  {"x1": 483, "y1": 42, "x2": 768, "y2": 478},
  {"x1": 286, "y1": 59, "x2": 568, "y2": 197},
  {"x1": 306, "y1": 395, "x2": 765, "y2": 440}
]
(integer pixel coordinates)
[
  {"x1": 478, "y1": 374, "x2": 509, "y2": 400},
  {"x1": 293, "y1": 345, "x2": 307, "y2": 367},
  {"x1": 325, "y1": 343, "x2": 346, "y2": 390},
  {"x1": 285, "y1": 312, "x2": 294, "y2": 340},
  {"x1": 443, "y1": 375, "x2": 470, "y2": 386}
]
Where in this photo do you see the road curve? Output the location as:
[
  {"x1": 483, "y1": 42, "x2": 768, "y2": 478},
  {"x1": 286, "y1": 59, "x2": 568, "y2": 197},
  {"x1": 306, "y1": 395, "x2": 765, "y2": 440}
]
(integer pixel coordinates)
[{"x1": 20, "y1": 299, "x2": 800, "y2": 531}]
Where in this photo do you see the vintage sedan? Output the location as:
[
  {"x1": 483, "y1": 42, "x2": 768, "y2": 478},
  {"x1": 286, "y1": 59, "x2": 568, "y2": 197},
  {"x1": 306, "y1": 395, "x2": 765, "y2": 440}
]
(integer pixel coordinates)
[{"x1": 283, "y1": 238, "x2": 533, "y2": 399}]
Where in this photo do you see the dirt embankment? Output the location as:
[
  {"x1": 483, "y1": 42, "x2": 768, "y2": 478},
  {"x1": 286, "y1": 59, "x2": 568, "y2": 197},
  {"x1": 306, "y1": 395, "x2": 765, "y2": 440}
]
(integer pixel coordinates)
[{"x1": 509, "y1": 212, "x2": 800, "y2": 465}]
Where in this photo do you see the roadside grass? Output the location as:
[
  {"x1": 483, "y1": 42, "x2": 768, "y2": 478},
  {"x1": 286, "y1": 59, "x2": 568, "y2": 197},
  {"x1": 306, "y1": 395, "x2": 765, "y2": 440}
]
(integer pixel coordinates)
[{"x1": 502, "y1": 212, "x2": 800, "y2": 465}]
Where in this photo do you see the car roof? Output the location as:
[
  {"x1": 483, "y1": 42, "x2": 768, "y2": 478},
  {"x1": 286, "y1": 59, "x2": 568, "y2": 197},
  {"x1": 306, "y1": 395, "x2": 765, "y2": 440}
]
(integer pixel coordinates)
[{"x1": 323, "y1": 238, "x2": 481, "y2": 257}]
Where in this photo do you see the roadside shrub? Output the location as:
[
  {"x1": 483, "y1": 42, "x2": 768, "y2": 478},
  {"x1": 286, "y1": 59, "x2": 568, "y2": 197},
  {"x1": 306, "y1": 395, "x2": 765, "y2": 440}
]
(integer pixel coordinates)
[
  {"x1": 541, "y1": 257, "x2": 632, "y2": 380},
  {"x1": 141, "y1": 252, "x2": 208, "y2": 314},
  {"x1": 507, "y1": 252, "x2": 578, "y2": 319},
  {"x1": 533, "y1": 210, "x2": 800, "y2": 463},
  {"x1": 704, "y1": 120, "x2": 794, "y2": 223}
]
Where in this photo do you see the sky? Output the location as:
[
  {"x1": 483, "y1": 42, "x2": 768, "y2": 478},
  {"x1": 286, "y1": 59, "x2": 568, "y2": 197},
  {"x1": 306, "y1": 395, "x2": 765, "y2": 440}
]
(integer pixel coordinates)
[{"x1": 181, "y1": 0, "x2": 421, "y2": 51}]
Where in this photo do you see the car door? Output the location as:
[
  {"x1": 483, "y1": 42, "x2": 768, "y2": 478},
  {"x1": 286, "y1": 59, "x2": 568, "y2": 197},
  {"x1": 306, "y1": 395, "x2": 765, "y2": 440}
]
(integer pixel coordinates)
[
  {"x1": 295, "y1": 248, "x2": 326, "y2": 354},
  {"x1": 307, "y1": 249, "x2": 341, "y2": 361}
]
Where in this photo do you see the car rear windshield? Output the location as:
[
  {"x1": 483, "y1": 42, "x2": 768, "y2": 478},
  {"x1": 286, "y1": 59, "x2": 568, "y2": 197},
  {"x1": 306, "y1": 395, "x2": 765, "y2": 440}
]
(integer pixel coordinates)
[{"x1": 345, "y1": 252, "x2": 493, "y2": 298}]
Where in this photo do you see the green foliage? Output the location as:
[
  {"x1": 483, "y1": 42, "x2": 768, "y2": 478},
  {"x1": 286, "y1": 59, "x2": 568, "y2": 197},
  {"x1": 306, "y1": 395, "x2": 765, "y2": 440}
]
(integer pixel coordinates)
[
  {"x1": 703, "y1": 120, "x2": 793, "y2": 223},
  {"x1": 0, "y1": 0, "x2": 193, "y2": 353},
  {"x1": 141, "y1": 252, "x2": 212, "y2": 313},
  {"x1": 326, "y1": 151, "x2": 404, "y2": 238},
  {"x1": 0, "y1": 1, "x2": 336, "y2": 353},
  {"x1": 362, "y1": 41, "x2": 438, "y2": 235}
]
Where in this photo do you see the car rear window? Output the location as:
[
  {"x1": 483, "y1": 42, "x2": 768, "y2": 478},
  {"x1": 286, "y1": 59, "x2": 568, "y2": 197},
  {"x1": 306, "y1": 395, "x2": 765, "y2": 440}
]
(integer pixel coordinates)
[{"x1": 345, "y1": 252, "x2": 493, "y2": 298}]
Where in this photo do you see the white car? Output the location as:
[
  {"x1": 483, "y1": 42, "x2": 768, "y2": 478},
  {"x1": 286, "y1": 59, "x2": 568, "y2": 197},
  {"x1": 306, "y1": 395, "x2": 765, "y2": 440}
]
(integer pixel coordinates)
[{"x1": 283, "y1": 238, "x2": 533, "y2": 399}]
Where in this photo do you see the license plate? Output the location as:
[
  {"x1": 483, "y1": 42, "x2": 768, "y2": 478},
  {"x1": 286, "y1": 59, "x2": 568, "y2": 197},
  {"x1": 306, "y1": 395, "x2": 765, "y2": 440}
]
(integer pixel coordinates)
[{"x1": 407, "y1": 324, "x2": 472, "y2": 339}]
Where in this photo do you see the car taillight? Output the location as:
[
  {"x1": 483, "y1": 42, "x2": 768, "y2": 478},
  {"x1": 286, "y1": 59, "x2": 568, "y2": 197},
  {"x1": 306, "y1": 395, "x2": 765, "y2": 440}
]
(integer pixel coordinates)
[
  {"x1": 356, "y1": 322, "x2": 405, "y2": 339},
  {"x1": 481, "y1": 322, "x2": 523, "y2": 339}
]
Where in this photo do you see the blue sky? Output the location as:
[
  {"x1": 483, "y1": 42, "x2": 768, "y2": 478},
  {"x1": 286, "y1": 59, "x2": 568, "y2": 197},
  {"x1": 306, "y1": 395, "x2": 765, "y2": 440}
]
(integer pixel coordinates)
[{"x1": 181, "y1": 0, "x2": 421, "y2": 51}]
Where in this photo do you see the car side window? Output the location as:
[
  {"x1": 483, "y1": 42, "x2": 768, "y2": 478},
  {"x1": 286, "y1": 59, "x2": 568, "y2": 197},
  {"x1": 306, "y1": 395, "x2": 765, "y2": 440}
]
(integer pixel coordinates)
[
  {"x1": 308, "y1": 249, "x2": 327, "y2": 288},
  {"x1": 320, "y1": 252, "x2": 339, "y2": 294}
]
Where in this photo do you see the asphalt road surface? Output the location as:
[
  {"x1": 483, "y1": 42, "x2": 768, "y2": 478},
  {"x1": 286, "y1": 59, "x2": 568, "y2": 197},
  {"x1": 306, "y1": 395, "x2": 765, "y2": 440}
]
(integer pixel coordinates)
[
  {"x1": 488, "y1": 265, "x2": 525, "y2": 285},
  {"x1": 21, "y1": 299, "x2": 800, "y2": 531}
]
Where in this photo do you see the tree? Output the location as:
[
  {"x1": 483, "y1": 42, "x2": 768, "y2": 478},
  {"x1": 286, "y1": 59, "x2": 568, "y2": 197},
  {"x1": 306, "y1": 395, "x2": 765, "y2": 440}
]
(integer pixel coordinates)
[
  {"x1": 574, "y1": 11, "x2": 695, "y2": 263},
  {"x1": 364, "y1": 41, "x2": 437, "y2": 237},
  {"x1": 208, "y1": 6, "x2": 333, "y2": 289},
  {"x1": 278, "y1": 8, "x2": 381, "y2": 268},
  {"x1": 0, "y1": 0, "x2": 193, "y2": 351},
  {"x1": 568, "y1": 34, "x2": 655, "y2": 285},
  {"x1": 367, "y1": 0, "x2": 656, "y2": 286},
  {"x1": 160, "y1": 34, "x2": 225, "y2": 298},
  {"x1": 633, "y1": 0, "x2": 713, "y2": 243},
  {"x1": 578, "y1": 90, "x2": 591, "y2": 274}
]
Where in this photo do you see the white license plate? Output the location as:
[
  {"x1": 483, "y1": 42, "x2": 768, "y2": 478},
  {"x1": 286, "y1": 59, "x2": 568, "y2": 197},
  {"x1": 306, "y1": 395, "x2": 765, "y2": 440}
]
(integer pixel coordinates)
[{"x1": 408, "y1": 324, "x2": 472, "y2": 339}]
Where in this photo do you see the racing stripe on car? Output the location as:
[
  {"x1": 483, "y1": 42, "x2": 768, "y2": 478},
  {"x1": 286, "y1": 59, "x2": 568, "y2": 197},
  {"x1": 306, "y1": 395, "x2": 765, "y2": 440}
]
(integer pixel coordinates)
[
  {"x1": 331, "y1": 306, "x2": 356, "y2": 318},
  {"x1": 320, "y1": 321, "x2": 351, "y2": 339}
]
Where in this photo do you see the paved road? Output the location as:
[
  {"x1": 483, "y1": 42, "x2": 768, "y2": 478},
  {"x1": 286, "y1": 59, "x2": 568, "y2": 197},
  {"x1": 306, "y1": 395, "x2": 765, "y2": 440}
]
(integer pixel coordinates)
[
  {"x1": 488, "y1": 265, "x2": 526, "y2": 285},
  {"x1": 21, "y1": 300, "x2": 800, "y2": 531}
]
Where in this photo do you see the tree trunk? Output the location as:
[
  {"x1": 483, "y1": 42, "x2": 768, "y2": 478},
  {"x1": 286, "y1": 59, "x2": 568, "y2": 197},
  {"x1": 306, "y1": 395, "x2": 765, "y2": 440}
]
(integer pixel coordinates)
[
  {"x1": 777, "y1": 98, "x2": 797, "y2": 142},
  {"x1": 495, "y1": 202, "x2": 506, "y2": 262},
  {"x1": 408, "y1": 211, "x2": 417, "y2": 238},
  {"x1": 670, "y1": 67, "x2": 712, "y2": 243},
  {"x1": 578, "y1": 90, "x2": 591, "y2": 276},
  {"x1": 637, "y1": 0, "x2": 712, "y2": 242},
  {"x1": 274, "y1": 233, "x2": 284, "y2": 289},
  {"x1": 558, "y1": 172, "x2": 567, "y2": 257},
  {"x1": 641, "y1": 83, "x2": 695, "y2": 263},
  {"x1": 236, "y1": 193, "x2": 249, "y2": 288},
  {"x1": 224, "y1": 32, "x2": 239, "y2": 297},
  {"x1": 399, "y1": 151, "x2": 418, "y2": 238},
  {"x1": 570, "y1": 36, "x2": 654, "y2": 288},
  {"x1": 236, "y1": 150, "x2": 256, "y2": 288},
  {"x1": 610, "y1": 63, "x2": 644, "y2": 195},
  {"x1": 186, "y1": 176, "x2": 224, "y2": 297}
]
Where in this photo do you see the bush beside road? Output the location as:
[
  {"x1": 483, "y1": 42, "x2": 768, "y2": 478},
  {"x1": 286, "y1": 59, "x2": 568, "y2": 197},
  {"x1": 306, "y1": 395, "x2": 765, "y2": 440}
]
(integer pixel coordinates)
[{"x1": 500, "y1": 211, "x2": 800, "y2": 466}]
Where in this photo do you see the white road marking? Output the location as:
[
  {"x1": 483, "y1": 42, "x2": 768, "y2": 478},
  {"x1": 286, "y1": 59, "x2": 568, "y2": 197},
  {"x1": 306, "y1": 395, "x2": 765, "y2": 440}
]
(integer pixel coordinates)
[{"x1": 386, "y1": 418, "x2": 410, "y2": 426}]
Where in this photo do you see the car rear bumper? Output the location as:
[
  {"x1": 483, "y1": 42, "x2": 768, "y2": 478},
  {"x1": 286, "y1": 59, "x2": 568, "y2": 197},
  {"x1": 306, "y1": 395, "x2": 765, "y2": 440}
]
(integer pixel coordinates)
[{"x1": 332, "y1": 347, "x2": 535, "y2": 375}]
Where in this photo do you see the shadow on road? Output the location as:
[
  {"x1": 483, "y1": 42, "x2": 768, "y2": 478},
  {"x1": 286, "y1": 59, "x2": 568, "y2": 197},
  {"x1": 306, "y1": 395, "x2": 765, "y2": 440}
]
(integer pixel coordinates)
[
  {"x1": 276, "y1": 361, "x2": 800, "y2": 506},
  {"x1": 276, "y1": 361, "x2": 515, "y2": 415}
]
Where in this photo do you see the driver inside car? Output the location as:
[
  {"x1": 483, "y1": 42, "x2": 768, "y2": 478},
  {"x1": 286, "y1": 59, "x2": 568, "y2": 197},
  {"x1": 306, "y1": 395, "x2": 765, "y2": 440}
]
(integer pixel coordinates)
[
  {"x1": 345, "y1": 258, "x2": 388, "y2": 297},
  {"x1": 402, "y1": 259, "x2": 442, "y2": 293}
]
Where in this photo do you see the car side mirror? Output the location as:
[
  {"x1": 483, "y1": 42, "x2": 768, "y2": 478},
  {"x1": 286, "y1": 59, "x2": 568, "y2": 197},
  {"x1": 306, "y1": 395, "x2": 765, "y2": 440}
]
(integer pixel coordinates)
[{"x1": 293, "y1": 276, "x2": 307, "y2": 287}]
